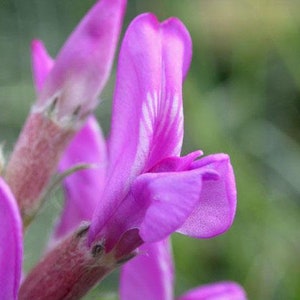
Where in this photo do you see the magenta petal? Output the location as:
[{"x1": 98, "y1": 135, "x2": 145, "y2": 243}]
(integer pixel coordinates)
[
  {"x1": 0, "y1": 178, "x2": 23, "y2": 300},
  {"x1": 53, "y1": 115, "x2": 107, "y2": 240},
  {"x1": 120, "y1": 239, "x2": 174, "y2": 300},
  {"x1": 109, "y1": 13, "x2": 192, "y2": 175},
  {"x1": 94, "y1": 168, "x2": 212, "y2": 250},
  {"x1": 150, "y1": 150, "x2": 203, "y2": 173},
  {"x1": 132, "y1": 170, "x2": 204, "y2": 243},
  {"x1": 37, "y1": 0, "x2": 126, "y2": 119},
  {"x1": 31, "y1": 39, "x2": 54, "y2": 93},
  {"x1": 177, "y1": 281, "x2": 247, "y2": 300},
  {"x1": 90, "y1": 14, "x2": 192, "y2": 242},
  {"x1": 177, "y1": 154, "x2": 237, "y2": 238}
]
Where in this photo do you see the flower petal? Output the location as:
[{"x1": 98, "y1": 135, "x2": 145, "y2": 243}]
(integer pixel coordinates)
[
  {"x1": 177, "y1": 281, "x2": 247, "y2": 300},
  {"x1": 92, "y1": 155, "x2": 219, "y2": 250},
  {"x1": 36, "y1": 0, "x2": 126, "y2": 119},
  {"x1": 31, "y1": 39, "x2": 54, "y2": 93},
  {"x1": 89, "y1": 14, "x2": 192, "y2": 242},
  {"x1": 150, "y1": 150, "x2": 203, "y2": 173},
  {"x1": 133, "y1": 170, "x2": 205, "y2": 243},
  {"x1": 0, "y1": 177, "x2": 23, "y2": 300},
  {"x1": 177, "y1": 154, "x2": 237, "y2": 238},
  {"x1": 108, "y1": 13, "x2": 191, "y2": 175},
  {"x1": 120, "y1": 239, "x2": 174, "y2": 300},
  {"x1": 52, "y1": 116, "x2": 107, "y2": 241}
]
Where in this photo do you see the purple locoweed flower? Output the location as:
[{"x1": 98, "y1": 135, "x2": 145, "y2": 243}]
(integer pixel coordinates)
[
  {"x1": 86, "y1": 13, "x2": 237, "y2": 257},
  {"x1": 32, "y1": 0, "x2": 126, "y2": 122},
  {"x1": 120, "y1": 239, "x2": 247, "y2": 300},
  {"x1": 45, "y1": 11, "x2": 237, "y2": 259},
  {"x1": 0, "y1": 178, "x2": 23, "y2": 300},
  {"x1": 45, "y1": 12, "x2": 236, "y2": 256}
]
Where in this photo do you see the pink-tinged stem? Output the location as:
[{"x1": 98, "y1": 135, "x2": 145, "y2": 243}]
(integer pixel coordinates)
[
  {"x1": 5, "y1": 112, "x2": 74, "y2": 227},
  {"x1": 19, "y1": 225, "x2": 122, "y2": 300}
]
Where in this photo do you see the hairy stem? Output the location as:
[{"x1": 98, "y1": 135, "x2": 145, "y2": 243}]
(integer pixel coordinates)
[
  {"x1": 19, "y1": 224, "x2": 122, "y2": 300},
  {"x1": 5, "y1": 111, "x2": 74, "y2": 228}
]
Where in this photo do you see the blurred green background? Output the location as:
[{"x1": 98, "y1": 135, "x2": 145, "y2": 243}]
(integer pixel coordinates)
[{"x1": 1, "y1": 0, "x2": 300, "y2": 299}]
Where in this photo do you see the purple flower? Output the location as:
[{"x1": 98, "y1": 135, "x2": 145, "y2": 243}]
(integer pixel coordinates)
[
  {"x1": 82, "y1": 13, "x2": 237, "y2": 256},
  {"x1": 47, "y1": 11, "x2": 237, "y2": 257},
  {"x1": 0, "y1": 178, "x2": 22, "y2": 300},
  {"x1": 32, "y1": 0, "x2": 126, "y2": 121},
  {"x1": 120, "y1": 239, "x2": 247, "y2": 300}
]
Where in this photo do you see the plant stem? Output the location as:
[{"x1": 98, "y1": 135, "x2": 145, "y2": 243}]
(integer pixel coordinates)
[
  {"x1": 5, "y1": 112, "x2": 74, "y2": 228},
  {"x1": 19, "y1": 224, "x2": 120, "y2": 300}
]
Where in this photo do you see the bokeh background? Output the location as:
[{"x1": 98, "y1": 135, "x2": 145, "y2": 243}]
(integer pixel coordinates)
[{"x1": 1, "y1": 0, "x2": 300, "y2": 299}]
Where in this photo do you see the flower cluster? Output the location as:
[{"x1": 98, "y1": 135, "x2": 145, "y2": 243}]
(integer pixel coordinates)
[{"x1": 0, "y1": 0, "x2": 246, "y2": 299}]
